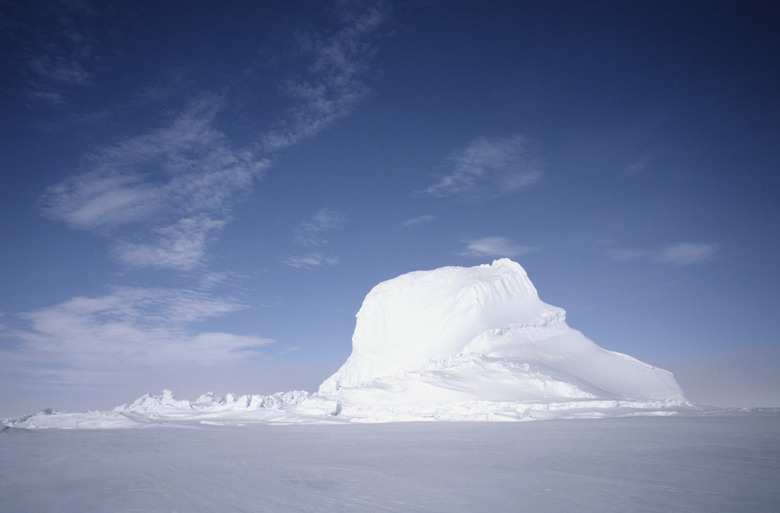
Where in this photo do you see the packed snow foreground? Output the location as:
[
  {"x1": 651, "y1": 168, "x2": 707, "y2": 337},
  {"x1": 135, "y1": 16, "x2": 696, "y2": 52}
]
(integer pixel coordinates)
[{"x1": 4, "y1": 259, "x2": 690, "y2": 428}]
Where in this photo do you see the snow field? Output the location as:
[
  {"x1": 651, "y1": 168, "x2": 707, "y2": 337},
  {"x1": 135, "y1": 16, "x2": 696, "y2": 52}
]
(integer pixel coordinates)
[{"x1": 2, "y1": 413, "x2": 779, "y2": 513}]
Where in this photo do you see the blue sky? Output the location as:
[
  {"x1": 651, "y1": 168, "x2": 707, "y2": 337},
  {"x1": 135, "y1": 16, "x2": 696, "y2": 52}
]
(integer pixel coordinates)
[{"x1": 1, "y1": 0, "x2": 778, "y2": 416}]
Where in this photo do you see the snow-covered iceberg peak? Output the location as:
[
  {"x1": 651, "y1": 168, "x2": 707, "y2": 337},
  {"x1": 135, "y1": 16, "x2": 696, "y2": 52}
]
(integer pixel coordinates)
[
  {"x1": 320, "y1": 259, "x2": 565, "y2": 391},
  {"x1": 316, "y1": 259, "x2": 687, "y2": 419}
]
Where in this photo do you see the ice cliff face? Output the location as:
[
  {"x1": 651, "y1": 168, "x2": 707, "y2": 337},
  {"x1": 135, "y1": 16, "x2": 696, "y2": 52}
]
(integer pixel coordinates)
[
  {"x1": 312, "y1": 259, "x2": 687, "y2": 420},
  {"x1": 320, "y1": 259, "x2": 561, "y2": 391}
]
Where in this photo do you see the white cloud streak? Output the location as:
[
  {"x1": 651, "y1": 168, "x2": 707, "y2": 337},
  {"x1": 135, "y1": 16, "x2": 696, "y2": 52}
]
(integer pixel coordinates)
[
  {"x1": 114, "y1": 215, "x2": 227, "y2": 271},
  {"x1": 3, "y1": 287, "x2": 274, "y2": 387},
  {"x1": 460, "y1": 237, "x2": 536, "y2": 259},
  {"x1": 285, "y1": 208, "x2": 347, "y2": 268},
  {"x1": 7, "y1": 0, "x2": 103, "y2": 104},
  {"x1": 260, "y1": 3, "x2": 385, "y2": 151},
  {"x1": 402, "y1": 214, "x2": 437, "y2": 226},
  {"x1": 41, "y1": 97, "x2": 270, "y2": 271},
  {"x1": 425, "y1": 134, "x2": 542, "y2": 197},
  {"x1": 29, "y1": 54, "x2": 92, "y2": 86},
  {"x1": 656, "y1": 242, "x2": 719, "y2": 265},
  {"x1": 295, "y1": 208, "x2": 348, "y2": 246},
  {"x1": 608, "y1": 242, "x2": 719, "y2": 265},
  {"x1": 283, "y1": 253, "x2": 340, "y2": 269},
  {"x1": 44, "y1": 98, "x2": 263, "y2": 230}
]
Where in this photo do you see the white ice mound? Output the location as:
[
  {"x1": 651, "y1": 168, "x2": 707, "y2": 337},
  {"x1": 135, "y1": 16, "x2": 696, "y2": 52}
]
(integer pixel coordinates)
[
  {"x1": 320, "y1": 258, "x2": 558, "y2": 391},
  {"x1": 313, "y1": 259, "x2": 687, "y2": 420}
]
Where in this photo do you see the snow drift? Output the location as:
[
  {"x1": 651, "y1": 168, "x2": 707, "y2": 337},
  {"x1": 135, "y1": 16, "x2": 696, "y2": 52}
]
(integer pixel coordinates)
[{"x1": 3, "y1": 259, "x2": 689, "y2": 428}]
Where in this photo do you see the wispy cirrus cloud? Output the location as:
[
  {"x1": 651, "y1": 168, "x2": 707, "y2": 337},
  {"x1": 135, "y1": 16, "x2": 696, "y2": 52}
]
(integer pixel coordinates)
[
  {"x1": 113, "y1": 215, "x2": 227, "y2": 271},
  {"x1": 285, "y1": 208, "x2": 347, "y2": 269},
  {"x1": 41, "y1": 97, "x2": 270, "y2": 271},
  {"x1": 2, "y1": 287, "x2": 274, "y2": 386},
  {"x1": 260, "y1": 3, "x2": 385, "y2": 151},
  {"x1": 283, "y1": 253, "x2": 340, "y2": 269},
  {"x1": 294, "y1": 208, "x2": 349, "y2": 246},
  {"x1": 424, "y1": 134, "x2": 542, "y2": 197},
  {"x1": 3, "y1": 0, "x2": 103, "y2": 105},
  {"x1": 460, "y1": 237, "x2": 537, "y2": 259},
  {"x1": 656, "y1": 242, "x2": 719, "y2": 265},
  {"x1": 402, "y1": 214, "x2": 437, "y2": 226},
  {"x1": 29, "y1": 53, "x2": 92, "y2": 87},
  {"x1": 28, "y1": 90, "x2": 67, "y2": 105},
  {"x1": 39, "y1": 1, "x2": 386, "y2": 273},
  {"x1": 608, "y1": 241, "x2": 719, "y2": 265}
]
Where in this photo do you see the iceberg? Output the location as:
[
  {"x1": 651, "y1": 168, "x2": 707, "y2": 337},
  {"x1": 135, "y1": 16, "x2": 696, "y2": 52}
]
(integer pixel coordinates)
[{"x1": 302, "y1": 259, "x2": 688, "y2": 421}]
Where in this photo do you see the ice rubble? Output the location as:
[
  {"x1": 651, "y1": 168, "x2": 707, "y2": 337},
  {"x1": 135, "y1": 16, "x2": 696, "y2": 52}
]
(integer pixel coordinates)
[
  {"x1": 3, "y1": 259, "x2": 689, "y2": 428},
  {"x1": 1, "y1": 390, "x2": 313, "y2": 429}
]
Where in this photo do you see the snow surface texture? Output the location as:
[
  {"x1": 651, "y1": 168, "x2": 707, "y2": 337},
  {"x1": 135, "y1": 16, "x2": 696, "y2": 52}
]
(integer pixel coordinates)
[
  {"x1": 3, "y1": 415, "x2": 779, "y2": 513},
  {"x1": 2, "y1": 259, "x2": 689, "y2": 428}
]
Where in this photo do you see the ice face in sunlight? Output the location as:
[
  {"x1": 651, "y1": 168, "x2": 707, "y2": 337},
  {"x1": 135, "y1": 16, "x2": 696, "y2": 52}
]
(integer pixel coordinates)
[
  {"x1": 313, "y1": 259, "x2": 687, "y2": 420},
  {"x1": 321, "y1": 258, "x2": 560, "y2": 388}
]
